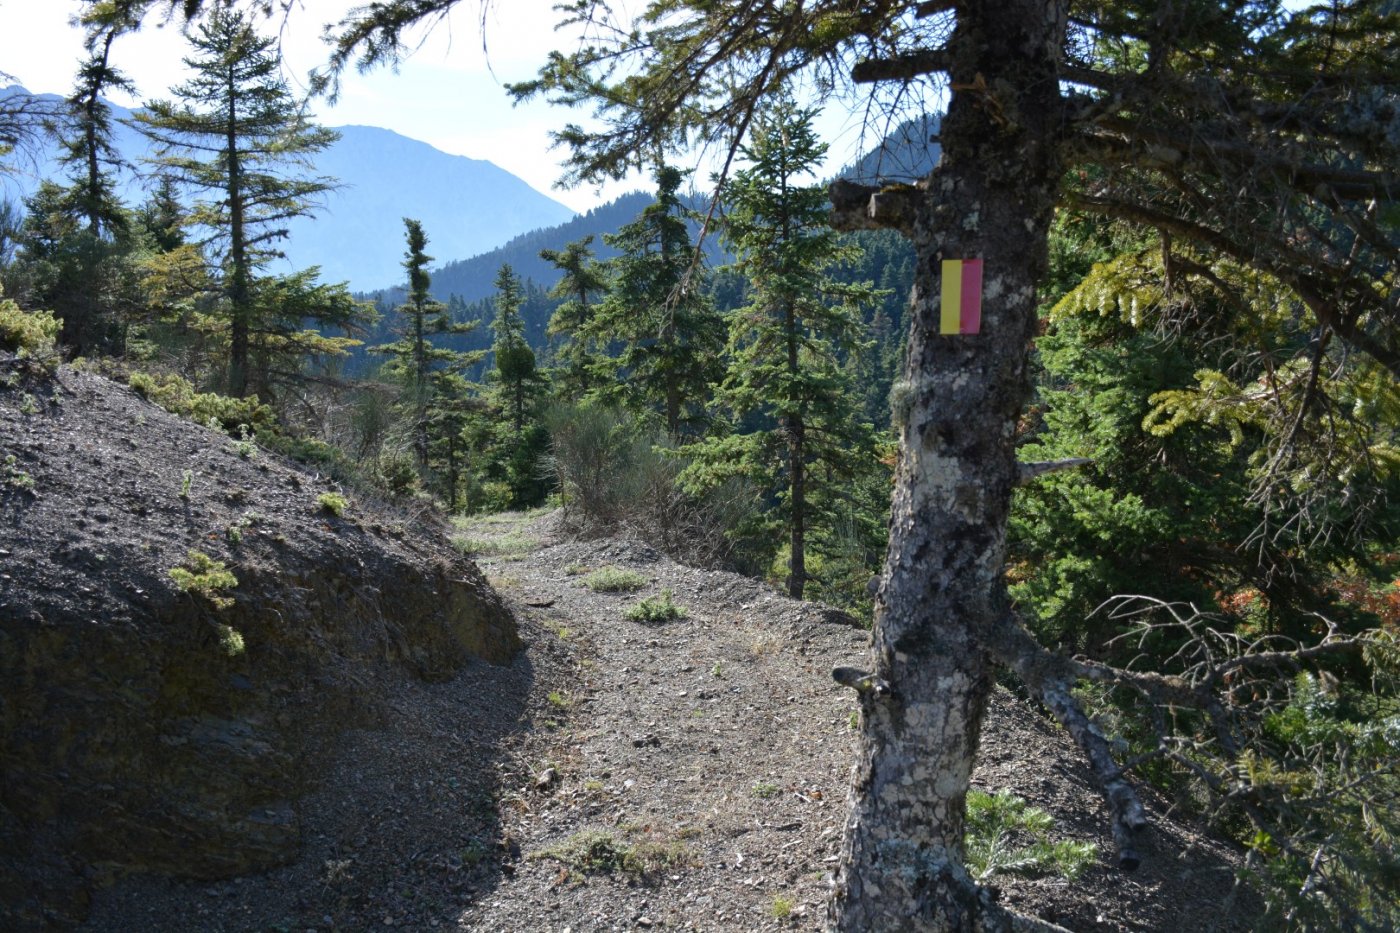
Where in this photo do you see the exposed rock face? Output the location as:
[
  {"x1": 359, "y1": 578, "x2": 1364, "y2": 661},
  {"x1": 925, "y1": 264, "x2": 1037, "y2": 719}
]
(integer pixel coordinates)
[{"x1": 0, "y1": 355, "x2": 520, "y2": 929}]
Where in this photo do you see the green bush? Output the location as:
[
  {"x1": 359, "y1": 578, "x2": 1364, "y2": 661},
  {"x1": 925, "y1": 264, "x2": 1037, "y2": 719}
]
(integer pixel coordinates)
[
  {"x1": 0, "y1": 296, "x2": 60, "y2": 358},
  {"x1": 169, "y1": 549, "x2": 238, "y2": 610},
  {"x1": 316, "y1": 491, "x2": 349, "y2": 516},
  {"x1": 583, "y1": 566, "x2": 649, "y2": 592},
  {"x1": 625, "y1": 588, "x2": 686, "y2": 623},
  {"x1": 546, "y1": 402, "x2": 757, "y2": 569},
  {"x1": 127, "y1": 370, "x2": 277, "y2": 437}
]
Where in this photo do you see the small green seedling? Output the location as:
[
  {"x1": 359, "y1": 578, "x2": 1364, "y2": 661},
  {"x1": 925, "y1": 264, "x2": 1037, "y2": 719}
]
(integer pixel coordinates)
[
  {"x1": 316, "y1": 491, "x2": 349, "y2": 516},
  {"x1": 625, "y1": 588, "x2": 686, "y2": 623},
  {"x1": 169, "y1": 549, "x2": 238, "y2": 610}
]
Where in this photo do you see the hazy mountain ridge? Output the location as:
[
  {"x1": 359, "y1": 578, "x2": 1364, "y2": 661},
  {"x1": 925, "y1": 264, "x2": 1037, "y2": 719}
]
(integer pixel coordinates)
[
  {"x1": 418, "y1": 191, "x2": 657, "y2": 302},
  {"x1": 0, "y1": 85, "x2": 575, "y2": 290},
  {"x1": 404, "y1": 113, "x2": 942, "y2": 304}
]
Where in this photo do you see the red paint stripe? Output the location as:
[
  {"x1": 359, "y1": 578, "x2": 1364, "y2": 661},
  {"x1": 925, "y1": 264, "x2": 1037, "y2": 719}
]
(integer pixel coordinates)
[{"x1": 960, "y1": 258, "x2": 983, "y2": 334}]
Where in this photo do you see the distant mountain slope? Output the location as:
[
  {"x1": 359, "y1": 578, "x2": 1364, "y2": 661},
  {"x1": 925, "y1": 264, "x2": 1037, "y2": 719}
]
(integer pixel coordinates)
[
  {"x1": 406, "y1": 113, "x2": 940, "y2": 305},
  {"x1": 0, "y1": 86, "x2": 575, "y2": 290},
  {"x1": 840, "y1": 113, "x2": 942, "y2": 183},
  {"x1": 424, "y1": 191, "x2": 656, "y2": 302},
  {"x1": 282, "y1": 125, "x2": 574, "y2": 290}
]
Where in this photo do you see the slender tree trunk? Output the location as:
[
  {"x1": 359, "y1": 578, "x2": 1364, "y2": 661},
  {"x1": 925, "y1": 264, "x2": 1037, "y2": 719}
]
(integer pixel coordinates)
[
  {"x1": 83, "y1": 102, "x2": 101, "y2": 236},
  {"x1": 446, "y1": 432, "x2": 459, "y2": 512},
  {"x1": 789, "y1": 417, "x2": 806, "y2": 599},
  {"x1": 786, "y1": 298, "x2": 806, "y2": 600},
  {"x1": 830, "y1": 1, "x2": 1066, "y2": 928},
  {"x1": 513, "y1": 377, "x2": 525, "y2": 435},
  {"x1": 413, "y1": 310, "x2": 428, "y2": 470},
  {"x1": 226, "y1": 76, "x2": 250, "y2": 399}
]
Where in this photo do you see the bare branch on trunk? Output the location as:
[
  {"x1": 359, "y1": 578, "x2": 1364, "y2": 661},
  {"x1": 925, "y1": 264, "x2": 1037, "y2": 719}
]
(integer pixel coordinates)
[
  {"x1": 1016, "y1": 458, "x2": 1093, "y2": 484},
  {"x1": 987, "y1": 616, "x2": 1149, "y2": 869},
  {"x1": 828, "y1": 179, "x2": 920, "y2": 235}
]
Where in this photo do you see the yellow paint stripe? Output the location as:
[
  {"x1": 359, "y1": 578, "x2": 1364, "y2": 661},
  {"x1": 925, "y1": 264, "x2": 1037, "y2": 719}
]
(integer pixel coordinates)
[{"x1": 940, "y1": 259, "x2": 962, "y2": 334}]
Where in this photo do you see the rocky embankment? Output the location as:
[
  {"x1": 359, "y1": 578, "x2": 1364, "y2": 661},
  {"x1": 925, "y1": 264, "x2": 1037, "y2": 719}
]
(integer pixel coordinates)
[{"x1": 0, "y1": 354, "x2": 520, "y2": 929}]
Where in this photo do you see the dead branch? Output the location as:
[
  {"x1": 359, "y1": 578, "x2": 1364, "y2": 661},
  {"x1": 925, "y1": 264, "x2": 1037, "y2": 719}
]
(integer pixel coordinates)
[
  {"x1": 987, "y1": 615, "x2": 1149, "y2": 869},
  {"x1": 1016, "y1": 458, "x2": 1093, "y2": 484},
  {"x1": 851, "y1": 48, "x2": 952, "y2": 85},
  {"x1": 827, "y1": 179, "x2": 920, "y2": 235}
]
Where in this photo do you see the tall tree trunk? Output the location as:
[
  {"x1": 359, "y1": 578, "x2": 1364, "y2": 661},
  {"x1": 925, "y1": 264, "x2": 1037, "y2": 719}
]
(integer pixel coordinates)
[
  {"x1": 786, "y1": 297, "x2": 806, "y2": 600},
  {"x1": 446, "y1": 432, "x2": 459, "y2": 512},
  {"x1": 830, "y1": 0, "x2": 1066, "y2": 928},
  {"x1": 226, "y1": 77, "x2": 250, "y2": 400},
  {"x1": 788, "y1": 415, "x2": 806, "y2": 599},
  {"x1": 413, "y1": 312, "x2": 428, "y2": 470}
]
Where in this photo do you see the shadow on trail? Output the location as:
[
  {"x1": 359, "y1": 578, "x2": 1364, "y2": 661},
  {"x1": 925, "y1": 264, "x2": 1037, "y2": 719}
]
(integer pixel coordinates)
[{"x1": 79, "y1": 647, "x2": 541, "y2": 933}]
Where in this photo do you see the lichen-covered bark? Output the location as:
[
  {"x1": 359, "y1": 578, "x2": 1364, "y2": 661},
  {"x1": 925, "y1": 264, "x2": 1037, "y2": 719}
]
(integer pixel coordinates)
[{"x1": 829, "y1": 1, "x2": 1067, "y2": 928}]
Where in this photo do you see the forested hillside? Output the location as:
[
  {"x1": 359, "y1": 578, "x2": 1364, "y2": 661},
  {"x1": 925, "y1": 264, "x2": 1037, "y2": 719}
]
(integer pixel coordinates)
[{"x1": 2, "y1": 1, "x2": 1398, "y2": 931}]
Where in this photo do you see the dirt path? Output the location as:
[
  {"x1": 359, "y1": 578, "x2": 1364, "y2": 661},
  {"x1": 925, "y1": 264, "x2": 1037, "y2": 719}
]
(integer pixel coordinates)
[{"x1": 84, "y1": 510, "x2": 1257, "y2": 932}]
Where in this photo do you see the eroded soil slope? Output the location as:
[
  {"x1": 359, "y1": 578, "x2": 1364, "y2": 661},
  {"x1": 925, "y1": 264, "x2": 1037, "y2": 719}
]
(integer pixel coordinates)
[{"x1": 0, "y1": 355, "x2": 518, "y2": 929}]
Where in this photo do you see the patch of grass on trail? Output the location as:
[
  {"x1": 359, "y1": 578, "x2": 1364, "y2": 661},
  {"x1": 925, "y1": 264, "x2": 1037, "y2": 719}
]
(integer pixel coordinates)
[
  {"x1": 450, "y1": 532, "x2": 538, "y2": 558},
  {"x1": 528, "y1": 828, "x2": 692, "y2": 879},
  {"x1": 583, "y1": 566, "x2": 649, "y2": 592}
]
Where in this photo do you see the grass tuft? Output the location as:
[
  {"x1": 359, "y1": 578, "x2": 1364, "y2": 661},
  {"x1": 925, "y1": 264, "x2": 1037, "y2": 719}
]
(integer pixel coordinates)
[
  {"x1": 451, "y1": 533, "x2": 538, "y2": 558},
  {"x1": 528, "y1": 828, "x2": 692, "y2": 878},
  {"x1": 584, "y1": 565, "x2": 649, "y2": 592}
]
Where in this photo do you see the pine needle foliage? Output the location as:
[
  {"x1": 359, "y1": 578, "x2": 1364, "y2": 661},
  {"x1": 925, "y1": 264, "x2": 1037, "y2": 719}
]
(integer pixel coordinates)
[{"x1": 684, "y1": 101, "x2": 884, "y2": 599}]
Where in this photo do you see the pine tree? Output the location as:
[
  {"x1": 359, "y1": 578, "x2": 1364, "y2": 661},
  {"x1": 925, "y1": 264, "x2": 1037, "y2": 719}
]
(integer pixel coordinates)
[
  {"x1": 10, "y1": 180, "x2": 140, "y2": 356},
  {"x1": 132, "y1": 7, "x2": 344, "y2": 399},
  {"x1": 540, "y1": 235, "x2": 608, "y2": 397},
  {"x1": 62, "y1": 16, "x2": 137, "y2": 239},
  {"x1": 135, "y1": 176, "x2": 186, "y2": 253},
  {"x1": 372, "y1": 218, "x2": 482, "y2": 473},
  {"x1": 489, "y1": 263, "x2": 536, "y2": 436},
  {"x1": 688, "y1": 101, "x2": 883, "y2": 599},
  {"x1": 474, "y1": 263, "x2": 549, "y2": 508},
  {"x1": 10, "y1": 9, "x2": 143, "y2": 356},
  {"x1": 591, "y1": 166, "x2": 722, "y2": 438}
]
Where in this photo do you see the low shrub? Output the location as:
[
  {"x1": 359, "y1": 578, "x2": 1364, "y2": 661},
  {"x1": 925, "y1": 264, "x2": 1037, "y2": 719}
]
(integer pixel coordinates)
[
  {"x1": 316, "y1": 491, "x2": 349, "y2": 516},
  {"x1": 168, "y1": 549, "x2": 238, "y2": 610},
  {"x1": 625, "y1": 588, "x2": 686, "y2": 623},
  {"x1": 0, "y1": 296, "x2": 60, "y2": 360},
  {"x1": 127, "y1": 370, "x2": 277, "y2": 438},
  {"x1": 583, "y1": 566, "x2": 649, "y2": 592},
  {"x1": 546, "y1": 402, "x2": 757, "y2": 569},
  {"x1": 965, "y1": 788, "x2": 1097, "y2": 882}
]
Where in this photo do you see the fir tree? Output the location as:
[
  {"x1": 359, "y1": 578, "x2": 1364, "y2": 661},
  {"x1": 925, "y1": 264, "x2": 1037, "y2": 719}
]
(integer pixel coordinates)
[
  {"x1": 592, "y1": 165, "x2": 722, "y2": 438},
  {"x1": 135, "y1": 176, "x2": 186, "y2": 253},
  {"x1": 688, "y1": 101, "x2": 883, "y2": 599},
  {"x1": 10, "y1": 180, "x2": 141, "y2": 356},
  {"x1": 10, "y1": 9, "x2": 143, "y2": 356},
  {"x1": 372, "y1": 218, "x2": 481, "y2": 473},
  {"x1": 540, "y1": 235, "x2": 608, "y2": 396},
  {"x1": 489, "y1": 263, "x2": 536, "y2": 436},
  {"x1": 62, "y1": 13, "x2": 138, "y2": 239},
  {"x1": 132, "y1": 7, "x2": 345, "y2": 399},
  {"x1": 476, "y1": 264, "x2": 550, "y2": 508}
]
